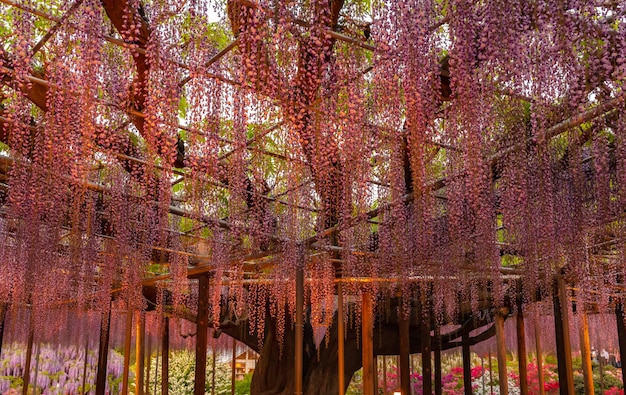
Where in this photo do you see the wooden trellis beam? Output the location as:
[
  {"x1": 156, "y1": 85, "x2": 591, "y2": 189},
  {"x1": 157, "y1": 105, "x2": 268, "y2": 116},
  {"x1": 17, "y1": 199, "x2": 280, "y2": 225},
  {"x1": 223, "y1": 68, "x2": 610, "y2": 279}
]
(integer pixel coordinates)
[{"x1": 178, "y1": 39, "x2": 240, "y2": 87}]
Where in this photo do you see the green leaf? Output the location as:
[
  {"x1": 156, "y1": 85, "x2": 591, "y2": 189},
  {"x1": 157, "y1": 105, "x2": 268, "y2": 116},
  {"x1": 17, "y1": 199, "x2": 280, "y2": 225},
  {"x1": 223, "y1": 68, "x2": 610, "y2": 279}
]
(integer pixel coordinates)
[{"x1": 178, "y1": 95, "x2": 189, "y2": 119}]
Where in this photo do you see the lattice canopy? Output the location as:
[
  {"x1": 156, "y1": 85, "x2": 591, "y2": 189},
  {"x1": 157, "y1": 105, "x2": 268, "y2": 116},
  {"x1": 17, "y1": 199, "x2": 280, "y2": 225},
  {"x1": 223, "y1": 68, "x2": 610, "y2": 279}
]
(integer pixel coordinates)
[{"x1": 0, "y1": 0, "x2": 625, "y2": 336}]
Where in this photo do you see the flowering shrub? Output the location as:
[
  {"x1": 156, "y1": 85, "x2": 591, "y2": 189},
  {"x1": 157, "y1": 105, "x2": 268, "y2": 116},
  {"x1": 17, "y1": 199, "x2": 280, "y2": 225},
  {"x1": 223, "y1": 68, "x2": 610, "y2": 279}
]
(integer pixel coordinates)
[
  {"x1": 351, "y1": 361, "x2": 481, "y2": 395},
  {"x1": 572, "y1": 361, "x2": 624, "y2": 395},
  {"x1": 523, "y1": 361, "x2": 560, "y2": 395},
  {"x1": 0, "y1": 343, "x2": 124, "y2": 395},
  {"x1": 331, "y1": 353, "x2": 626, "y2": 395},
  {"x1": 148, "y1": 349, "x2": 231, "y2": 395},
  {"x1": 0, "y1": 344, "x2": 236, "y2": 395}
]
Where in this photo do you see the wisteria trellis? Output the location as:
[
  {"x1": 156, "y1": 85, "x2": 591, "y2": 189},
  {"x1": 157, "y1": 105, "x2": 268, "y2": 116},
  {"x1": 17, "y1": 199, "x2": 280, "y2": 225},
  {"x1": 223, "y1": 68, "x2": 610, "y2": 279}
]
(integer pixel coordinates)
[{"x1": 0, "y1": 0, "x2": 624, "y2": 347}]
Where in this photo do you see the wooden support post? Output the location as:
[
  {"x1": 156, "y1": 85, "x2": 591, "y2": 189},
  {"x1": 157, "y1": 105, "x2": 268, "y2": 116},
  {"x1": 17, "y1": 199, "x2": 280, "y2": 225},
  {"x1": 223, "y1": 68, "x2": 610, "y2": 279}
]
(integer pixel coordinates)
[
  {"x1": 96, "y1": 310, "x2": 111, "y2": 395},
  {"x1": 211, "y1": 343, "x2": 215, "y2": 395},
  {"x1": 0, "y1": 304, "x2": 6, "y2": 359},
  {"x1": 579, "y1": 312, "x2": 595, "y2": 395},
  {"x1": 399, "y1": 305, "x2": 410, "y2": 395},
  {"x1": 488, "y1": 350, "x2": 494, "y2": 395},
  {"x1": 337, "y1": 279, "x2": 345, "y2": 395},
  {"x1": 32, "y1": 344, "x2": 40, "y2": 395},
  {"x1": 22, "y1": 311, "x2": 34, "y2": 395},
  {"x1": 517, "y1": 308, "x2": 528, "y2": 395},
  {"x1": 145, "y1": 337, "x2": 151, "y2": 395},
  {"x1": 481, "y1": 357, "x2": 485, "y2": 393},
  {"x1": 81, "y1": 337, "x2": 89, "y2": 395},
  {"x1": 382, "y1": 355, "x2": 387, "y2": 395},
  {"x1": 421, "y1": 312, "x2": 432, "y2": 395},
  {"x1": 211, "y1": 347, "x2": 216, "y2": 395},
  {"x1": 122, "y1": 309, "x2": 133, "y2": 395},
  {"x1": 615, "y1": 301, "x2": 626, "y2": 389},
  {"x1": 599, "y1": 353, "x2": 605, "y2": 394},
  {"x1": 375, "y1": 356, "x2": 379, "y2": 394},
  {"x1": 136, "y1": 312, "x2": 145, "y2": 395},
  {"x1": 231, "y1": 338, "x2": 236, "y2": 395},
  {"x1": 534, "y1": 317, "x2": 545, "y2": 395},
  {"x1": 434, "y1": 326, "x2": 442, "y2": 395},
  {"x1": 161, "y1": 316, "x2": 169, "y2": 395},
  {"x1": 195, "y1": 275, "x2": 209, "y2": 395},
  {"x1": 495, "y1": 310, "x2": 509, "y2": 395},
  {"x1": 396, "y1": 356, "x2": 400, "y2": 389},
  {"x1": 295, "y1": 264, "x2": 304, "y2": 395},
  {"x1": 553, "y1": 277, "x2": 575, "y2": 395},
  {"x1": 461, "y1": 333, "x2": 471, "y2": 395},
  {"x1": 154, "y1": 348, "x2": 159, "y2": 395},
  {"x1": 362, "y1": 293, "x2": 375, "y2": 395}
]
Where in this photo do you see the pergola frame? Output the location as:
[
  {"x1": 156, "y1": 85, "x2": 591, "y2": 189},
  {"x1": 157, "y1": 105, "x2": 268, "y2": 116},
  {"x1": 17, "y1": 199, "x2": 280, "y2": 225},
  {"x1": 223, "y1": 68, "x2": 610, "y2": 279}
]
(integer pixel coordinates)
[{"x1": 0, "y1": 1, "x2": 625, "y2": 395}]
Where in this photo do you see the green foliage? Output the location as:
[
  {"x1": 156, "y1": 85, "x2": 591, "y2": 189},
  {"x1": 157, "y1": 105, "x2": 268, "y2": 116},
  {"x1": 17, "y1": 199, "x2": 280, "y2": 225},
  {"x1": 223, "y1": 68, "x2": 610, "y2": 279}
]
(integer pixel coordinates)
[
  {"x1": 544, "y1": 353, "x2": 559, "y2": 366},
  {"x1": 108, "y1": 375, "x2": 123, "y2": 394},
  {"x1": 436, "y1": 0, "x2": 449, "y2": 17},
  {"x1": 428, "y1": 147, "x2": 447, "y2": 182},
  {"x1": 234, "y1": 372, "x2": 253, "y2": 395},
  {"x1": 179, "y1": 96, "x2": 189, "y2": 120},
  {"x1": 501, "y1": 254, "x2": 523, "y2": 267},
  {"x1": 572, "y1": 354, "x2": 583, "y2": 370},
  {"x1": 0, "y1": 375, "x2": 23, "y2": 390},
  {"x1": 200, "y1": 21, "x2": 232, "y2": 48},
  {"x1": 147, "y1": 263, "x2": 168, "y2": 275},
  {"x1": 573, "y1": 373, "x2": 586, "y2": 394},
  {"x1": 346, "y1": 0, "x2": 371, "y2": 16},
  {"x1": 592, "y1": 363, "x2": 624, "y2": 394},
  {"x1": 566, "y1": 356, "x2": 625, "y2": 394},
  {"x1": 178, "y1": 216, "x2": 196, "y2": 233}
]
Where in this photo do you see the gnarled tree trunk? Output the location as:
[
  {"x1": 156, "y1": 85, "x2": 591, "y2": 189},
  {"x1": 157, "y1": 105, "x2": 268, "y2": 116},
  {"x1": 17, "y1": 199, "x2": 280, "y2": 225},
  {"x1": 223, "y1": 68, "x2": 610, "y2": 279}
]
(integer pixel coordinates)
[{"x1": 250, "y1": 312, "x2": 362, "y2": 395}]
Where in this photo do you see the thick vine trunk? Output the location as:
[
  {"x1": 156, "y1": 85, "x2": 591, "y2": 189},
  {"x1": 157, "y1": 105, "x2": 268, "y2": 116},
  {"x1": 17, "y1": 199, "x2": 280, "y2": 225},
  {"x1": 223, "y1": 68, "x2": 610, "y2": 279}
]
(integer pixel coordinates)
[
  {"x1": 244, "y1": 296, "x2": 500, "y2": 395},
  {"x1": 250, "y1": 313, "x2": 361, "y2": 395}
]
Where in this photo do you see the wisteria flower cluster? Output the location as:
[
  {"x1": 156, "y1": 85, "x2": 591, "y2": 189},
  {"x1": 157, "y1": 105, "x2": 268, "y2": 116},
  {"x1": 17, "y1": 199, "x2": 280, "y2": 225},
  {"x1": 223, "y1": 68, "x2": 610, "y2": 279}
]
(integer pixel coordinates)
[{"x1": 0, "y1": 343, "x2": 124, "y2": 395}]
